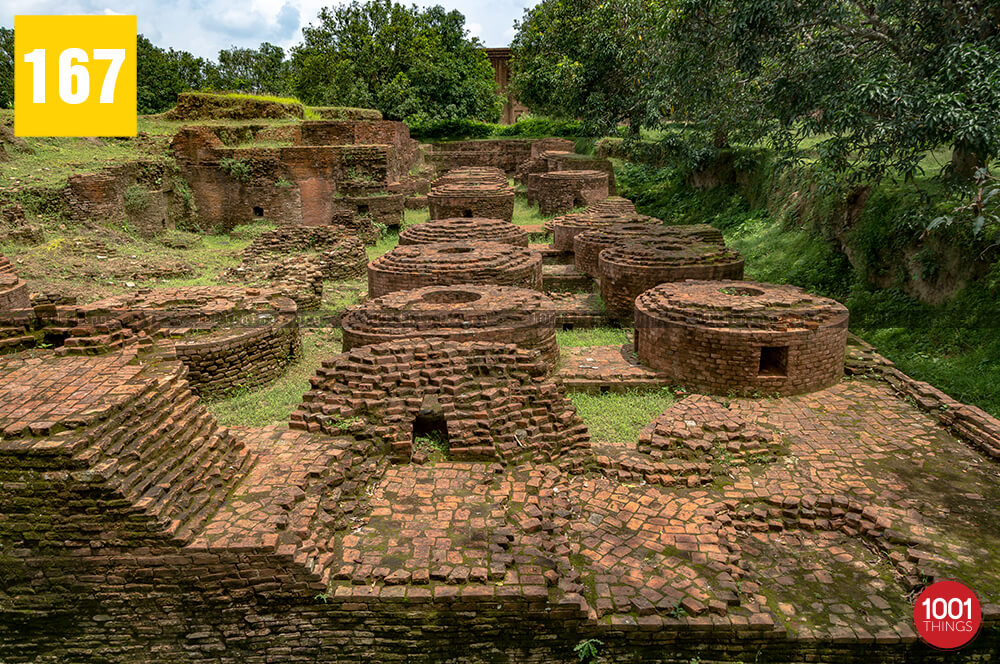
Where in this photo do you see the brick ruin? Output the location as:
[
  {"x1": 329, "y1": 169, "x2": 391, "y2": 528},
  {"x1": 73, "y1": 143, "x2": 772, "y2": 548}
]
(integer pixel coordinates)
[
  {"x1": 239, "y1": 224, "x2": 369, "y2": 279},
  {"x1": 86, "y1": 287, "x2": 301, "y2": 397},
  {"x1": 428, "y1": 138, "x2": 558, "y2": 174},
  {"x1": 534, "y1": 170, "x2": 610, "y2": 215},
  {"x1": 398, "y1": 217, "x2": 529, "y2": 247},
  {"x1": 430, "y1": 166, "x2": 509, "y2": 188},
  {"x1": 0, "y1": 253, "x2": 29, "y2": 311},
  {"x1": 551, "y1": 206, "x2": 656, "y2": 252},
  {"x1": 0, "y1": 305, "x2": 155, "y2": 356},
  {"x1": 292, "y1": 338, "x2": 589, "y2": 464},
  {"x1": 600, "y1": 238, "x2": 746, "y2": 320},
  {"x1": 341, "y1": 285, "x2": 559, "y2": 367},
  {"x1": 544, "y1": 151, "x2": 618, "y2": 195},
  {"x1": 574, "y1": 222, "x2": 724, "y2": 277},
  {"x1": 634, "y1": 280, "x2": 849, "y2": 395},
  {"x1": 368, "y1": 242, "x2": 543, "y2": 298},
  {"x1": 428, "y1": 182, "x2": 516, "y2": 221},
  {"x1": 172, "y1": 119, "x2": 422, "y2": 231}
]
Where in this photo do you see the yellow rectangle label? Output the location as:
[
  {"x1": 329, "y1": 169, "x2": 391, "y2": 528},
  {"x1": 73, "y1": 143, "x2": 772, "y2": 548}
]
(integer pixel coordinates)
[{"x1": 15, "y1": 15, "x2": 137, "y2": 137}]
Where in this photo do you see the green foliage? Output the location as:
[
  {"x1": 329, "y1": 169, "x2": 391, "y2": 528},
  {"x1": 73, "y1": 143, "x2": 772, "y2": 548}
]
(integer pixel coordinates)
[
  {"x1": 570, "y1": 389, "x2": 675, "y2": 444},
  {"x1": 218, "y1": 157, "x2": 252, "y2": 183},
  {"x1": 0, "y1": 27, "x2": 12, "y2": 109},
  {"x1": 409, "y1": 115, "x2": 586, "y2": 140},
  {"x1": 137, "y1": 34, "x2": 209, "y2": 114},
  {"x1": 511, "y1": 0, "x2": 657, "y2": 134},
  {"x1": 206, "y1": 42, "x2": 291, "y2": 97},
  {"x1": 573, "y1": 638, "x2": 603, "y2": 663},
  {"x1": 413, "y1": 431, "x2": 449, "y2": 457},
  {"x1": 290, "y1": 0, "x2": 502, "y2": 123},
  {"x1": 122, "y1": 185, "x2": 151, "y2": 214}
]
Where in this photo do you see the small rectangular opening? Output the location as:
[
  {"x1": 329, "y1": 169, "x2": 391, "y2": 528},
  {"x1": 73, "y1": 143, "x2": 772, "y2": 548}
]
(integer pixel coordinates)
[
  {"x1": 462, "y1": 209, "x2": 474, "y2": 218},
  {"x1": 252, "y1": 206, "x2": 264, "y2": 217},
  {"x1": 357, "y1": 204, "x2": 370, "y2": 215},
  {"x1": 561, "y1": 323, "x2": 575, "y2": 331},
  {"x1": 758, "y1": 346, "x2": 788, "y2": 377}
]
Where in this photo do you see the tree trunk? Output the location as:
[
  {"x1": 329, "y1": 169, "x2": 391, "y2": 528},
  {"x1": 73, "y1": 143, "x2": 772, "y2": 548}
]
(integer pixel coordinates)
[{"x1": 951, "y1": 143, "x2": 985, "y2": 181}]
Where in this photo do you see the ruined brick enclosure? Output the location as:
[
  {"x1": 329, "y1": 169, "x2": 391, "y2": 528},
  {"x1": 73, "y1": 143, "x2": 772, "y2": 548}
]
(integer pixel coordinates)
[{"x1": 2, "y1": 100, "x2": 1000, "y2": 664}]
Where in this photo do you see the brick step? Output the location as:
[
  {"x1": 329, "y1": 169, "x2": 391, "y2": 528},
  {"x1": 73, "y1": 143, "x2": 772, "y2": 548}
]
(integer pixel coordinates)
[
  {"x1": 542, "y1": 263, "x2": 593, "y2": 293},
  {"x1": 529, "y1": 243, "x2": 573, "y2": 265}
]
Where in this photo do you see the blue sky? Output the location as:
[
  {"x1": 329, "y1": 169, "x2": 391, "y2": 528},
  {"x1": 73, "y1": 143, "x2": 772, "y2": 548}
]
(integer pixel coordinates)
[{"x1": 2, "y1": 0, "x2": 540, "y2": 58}]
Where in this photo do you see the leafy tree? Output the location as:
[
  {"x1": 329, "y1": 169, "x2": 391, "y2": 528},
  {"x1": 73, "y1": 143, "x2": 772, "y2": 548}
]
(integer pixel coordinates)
[
  {"x1": 207, "y1": 42, "x2": 292, "y2": 96},
  {"x1": 137, "y1": 35, "x2": 209, "y2": 114},
  {"x1": 509, "y1": 0, "x2": 657, "y2": 135},
  {"x1": 0, "y1": 27, "x2": 12, "y2": 109},
  {"x1": 290, "y1": 0, "x2": 502, "y2": 122},
  {"x1": 650, "y1": 0, "x2": 1000, "y2": 182}
]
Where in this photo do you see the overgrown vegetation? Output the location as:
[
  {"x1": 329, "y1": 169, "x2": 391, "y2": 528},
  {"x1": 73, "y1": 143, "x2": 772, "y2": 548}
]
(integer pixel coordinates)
[{"x1": 570, "y1": 389, "x2": 675, "y2": 445}]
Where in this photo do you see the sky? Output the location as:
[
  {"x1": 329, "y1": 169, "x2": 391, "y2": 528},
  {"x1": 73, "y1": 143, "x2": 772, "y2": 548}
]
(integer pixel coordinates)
[{"x1": 2, "y1": 0, "x2": 541, "y2": 58}]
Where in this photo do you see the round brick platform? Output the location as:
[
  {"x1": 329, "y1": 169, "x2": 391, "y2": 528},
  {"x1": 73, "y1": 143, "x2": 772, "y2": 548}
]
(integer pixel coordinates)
[
  {"x1": 0, "y1": 272, "x2": 29, "y2": 311},
  {"x1": 598, "y1": 239, "x2": 745, "y2": 320},
  {"x1": 551, "y1": 210, "x2": 655, "y2": 253},
  {"x1": 544, "y1": 196, "x2": 638, "y2": 235},
  {"x1": 341, "y1": 285, "x2": 558, "y2": 367},
  {"x1": 535, "y1": 170, "x2": 610, "y2": 215},
  {"x1": 368, "y1": 242, "x2": 543, "y2": 298},
  {"x1": 634, "y1": 280, "x2": 849, "y2": 396},
  {"x1": 88, "y1": 287, "x2": 301, "y2": 396},
  {"x1": 427, "y1": 183, "x2": 515, "y2": 222},
  {"x1": 398, "y1": 218, "x2": 529, "y2": 248},
  {"x1": 573, "y1": 223, "x2": 724, "y2": 277}
]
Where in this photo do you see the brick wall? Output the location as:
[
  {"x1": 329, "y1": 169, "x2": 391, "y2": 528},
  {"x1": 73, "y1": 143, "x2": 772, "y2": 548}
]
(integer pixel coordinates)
[{"x1": 535, "y1": 171, "x2": 610, "y2": 215}]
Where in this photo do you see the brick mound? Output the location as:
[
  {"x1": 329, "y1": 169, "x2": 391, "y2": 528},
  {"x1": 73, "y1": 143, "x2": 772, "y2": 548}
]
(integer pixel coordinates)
[
  {"x1": 311, "y1": 106, "x2": 383, "y2": 120},
  {"x1": 0, "y1": 305, "x2": 155, "y2": 356},
  {"x1": 398, "y1": 217, "x2": 529, "y2": 247},
  {"x1": 549, "y1": 206, "x2": 651, "y2": 252},
  {"x1": 514, "y1": 140, "x2": 575, "y2": 181},
  {"x1": 428, "y1": 183, "x2": 516, "y2": 222},
  {"x1": 165, "y1": 92, "x2": 304, "y2": 120},
  {"x1": 334, "y1": 192, "x2": 405, "y2": 229},
  {"x1": 598, "y1": 395, "x2": 784, "y2": 486},
  {"x1": 545, "y1": 152, "x2": 617, "y2": 194},
  {"x1": 368, "y1": 242, "x2": 543, "y2": 298},
  {"x1": 574, "y1": 223, "x2": 723, "y2": 277},
  {"x1": 634, "y1": 280, "x2": 849, "y2": 395},
  {"x1": 291, "y1": 339, "x2": 590, "y2": 467},
  {"x1": 243, "y1": 225, "x2": 368, "y2": 280},
  {"x1": 535, "y1": 170, "x2": 610, "y2": 215},
  {"x1": 599, "y1": 239, "x2": 745, "y2": 319},
  {"x1": 0, "y1": 253, "x2": 28, "y2": 311},
  {"x1": 221, "y1": 255, "x2": 325, "y2": 310},
  {"x1": 87, "y1": 287, "x2": 301, "y2": 397},
  {"x1": 341, "y1": 285, "x2": 559, "y2": 368},
  {"x1": 430, "y1": 167, "x2": 508, "y2": 189}
]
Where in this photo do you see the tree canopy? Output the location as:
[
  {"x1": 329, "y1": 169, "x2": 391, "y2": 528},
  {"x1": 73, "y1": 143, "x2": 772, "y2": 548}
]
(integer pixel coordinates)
[
  {"x1": 290, "y1": 0, "x2": 502, "y2": 122},
  {"x1": 137, "y1": 35, "x2": 210, "y2": 114},
  {"x1": 0, "y1": 27, "x2": 13, "y2": 109}
]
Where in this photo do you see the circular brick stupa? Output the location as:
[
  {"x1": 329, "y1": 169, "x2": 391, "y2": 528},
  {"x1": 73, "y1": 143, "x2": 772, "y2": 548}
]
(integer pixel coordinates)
[
  {"x1": 431, "y1": 167, "x2": 508, "y2": 189},
  {"x1": 550, "y1": 210, "x2": 655, "y2": 253},
  {"x1": 367, "y1": 242, "x2": 543, "y2": 298},
  {"x1": 535, "y1": 170, "x2": 610, "y2": 215},
  {"x1": 341, "y1": 285, "x2": 558, "y2": 367},
  {"x1": 427, "y1": 183, "x2": 515, "y2": 222},
  {"x1": 599, "y1": 240, "x2": 744, "y2": 319},
  {"x1": 634, "y1": 280, "x2": 849, "y2": 396},
  {"x1": 0, "y1": 253, "x2": 29, "y2": 311},
  {"x1": 573, "y1": 223, "x2": 724, "y2": 277},
  {"x1": 398, "y1": 218, "x2": 529, "y2": 248}
]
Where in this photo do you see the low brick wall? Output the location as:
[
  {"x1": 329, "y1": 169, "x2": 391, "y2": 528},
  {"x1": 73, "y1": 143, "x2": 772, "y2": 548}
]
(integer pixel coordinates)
[
  {"x1": 599, "y1": 239, "x2": 745, "y2": 319},
  {"x1": 399, "y1": 217, "x2": 529, "y2": 247},
  {"x1": 0, "y1": 305, "x2": 155, "y2": 356},
  {"x1": 243, "y1": 224, "x2": 369, "y2": 278},
  {"x1": 368, "y1": 242, "x2": 543, "y2": 298},
  {"x1": 428, "y1": 139, "x2": 538, "y2": 174},
  {"x1": 545, "y1": 152, "x2": 617, "y2": 195},
  {"x1": 574, "y1": 222, "x2": 723, "y2": 277},
  {"x1": 634, "y1": 280, "x2": 849, "y2": 395},
  {"x1": 87, "y1": 287, "x2": 301, "y2": 397},
  {"x1": 333, "y1": 192, "x2": 405, "y2": 228},
  {"x1": 341, "y1": 285, "x2": 559, "y2": 368},
  {"x1": 0, "y1": 273, "x2": 29, "y2": 311},
  {"x1": 535, "y1": 171, "x2": 609, "y2": 215}
]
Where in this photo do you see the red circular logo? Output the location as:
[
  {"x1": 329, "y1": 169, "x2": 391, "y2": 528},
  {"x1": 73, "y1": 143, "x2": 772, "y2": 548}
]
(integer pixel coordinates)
[{"x1": 913, "y1": 580, "x2": 982, "y2": 649}]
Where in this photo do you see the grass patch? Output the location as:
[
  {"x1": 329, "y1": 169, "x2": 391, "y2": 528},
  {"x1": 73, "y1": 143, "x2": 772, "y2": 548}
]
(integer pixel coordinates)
[
  {"x1": 557, "y1": 326, "x2": 630, "y2": 347},
  {"x1": 570, "y1": 389, "x2": 675, "y2": 444},
  {"x1": 403, "y1": 207, "x2": 429, "y2": 229},
  {"x1": 367, "y1": 229, "x2": 400, "y2": 260},
  {"x1": 512, "y1": 196, "x2": 551, "y2": 227}
]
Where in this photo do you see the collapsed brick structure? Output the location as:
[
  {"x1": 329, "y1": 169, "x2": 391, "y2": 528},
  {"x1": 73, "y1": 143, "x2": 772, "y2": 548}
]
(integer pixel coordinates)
[
  {"x1": 573, "y1": 222, "x2": 724, "y2": 277},
  {"x1": 634, "y1": 280, "x2": 849, "y2": 395},
  {"x1": 172, "y1": 118, "x2": 420, "y2": 230},
  {"x1": 0, "y1": 253, "x2": 29, "y2": 311},
  {"x1": 87, "y1": 287, "x2": 301, "y2": 396},
  {"x1": 368, "y1": 242, "x2": 543, "y2": 298},
  {"x1": 535, "y1": 171, "x2": 610, "y2": 215},
  {"x1": 600, "y1": 239, "x2": 745, "y2": 319},
  {"x1": 241, "y1": 224, "x2": 369, "y2": 279},
  {"x1": 428, "y1": 182, "x2": 515, "y2": 222},
  {"x1": 0, "y1": 305, "x2": 155, "y2": 356},
  {"x1": 292, "y1": 338, "x2": 590, "y2": 464},
  {"x1": 220, "y1": 255, "x2": 325, "y2": 310},
  {"x1": 430, "y1": 167, "x2": 508, "y2": 189},
  {"x1": 428, "y1": 139, "x2": 570, "y2": 174},
  {"x1": 398, "y1": 217, "x2": 529, "y2": 247},
  {"x1": 341, "y1": 285, "x2": 559, "y2": 368}
]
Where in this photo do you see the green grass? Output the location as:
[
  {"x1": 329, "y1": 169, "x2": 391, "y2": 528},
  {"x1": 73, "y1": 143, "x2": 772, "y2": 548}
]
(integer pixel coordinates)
[
  {"x1": 512, "y1": 196, "x2": 551, "y2": 227},
  {"x1": 0, "y1": 135, "x2": 162, "y2": 188},
  {"x1": 557, "y1": 326, "x2": 630, "y2": 347},
  {"x1": 570, "y1": 390, "x2": 675, "y2": 444},
  {"x1": 367, "y1": 229, "x2": 400, "y2": 260}
]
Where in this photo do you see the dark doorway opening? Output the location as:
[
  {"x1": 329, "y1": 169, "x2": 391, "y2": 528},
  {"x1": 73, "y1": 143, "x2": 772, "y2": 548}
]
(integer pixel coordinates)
[
  {"x1": 758, "y1": 346, "x2": 789, "y2": 377},
  {"x1": 252, "y1": 206, "x2": 264, "y2": 217},
  {"x1": 412, "y1": 395, "x2": 450, "y2": 460}
]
